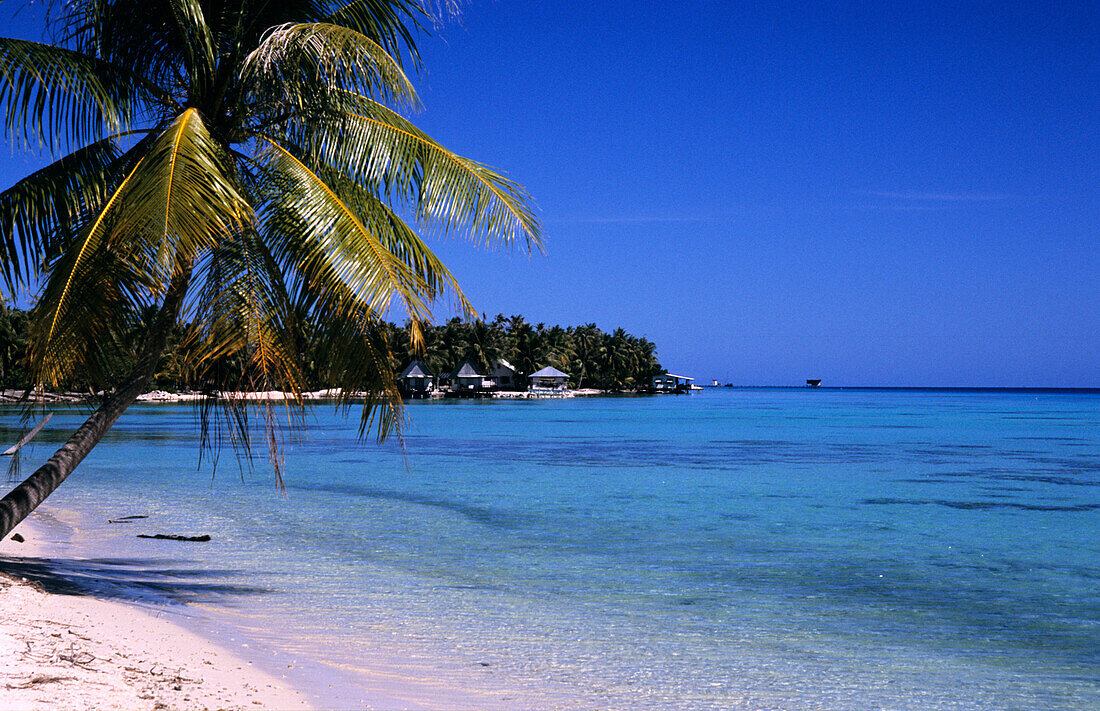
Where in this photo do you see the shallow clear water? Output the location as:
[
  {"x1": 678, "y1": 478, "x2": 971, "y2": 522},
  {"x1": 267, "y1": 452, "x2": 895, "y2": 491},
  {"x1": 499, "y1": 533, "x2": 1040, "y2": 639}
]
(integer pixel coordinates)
[{"x1": 4, "y1": 389, "x2": 1099, "y2": 709}]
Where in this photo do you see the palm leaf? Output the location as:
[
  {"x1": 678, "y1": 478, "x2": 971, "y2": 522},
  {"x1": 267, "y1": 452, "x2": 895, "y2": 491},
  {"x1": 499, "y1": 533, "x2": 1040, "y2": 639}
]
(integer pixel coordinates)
[
  {"x1": 318, "y1": 167, "x2": 476, "y2": 319},
  {"x1": 285, "y1": 94, "x2": 542, "y2": 251},
  {"x1": 322, "y1": 0, "x2": 425, "y2": 66},
  {"x1": 29, "y1": 109, "x2": 250, "y2": 387},
  {"x1": 0, "y1": 136, "x2": 126, "y2": 293},
  {"x1": 57, "y1": 0, "x2": 189, "y2": 106},
  {"x1": 238, "y1": 21, "x2": 418, "y2": 119},
  {"x1": 185, "y1": 227, "x2": 305, "y2": 397},
  {"x1": 167, "y1": 0, "x2": 216, "y2": 100},
  {"x1": 108, "y1": 108, "x2": 251, "y2": 285},
  {"x1": 256, "y1": 137, "x2": 433, "y2": 330},
  {"x1": 0, "y1": 37, "x2": 160, "y2": 150}
]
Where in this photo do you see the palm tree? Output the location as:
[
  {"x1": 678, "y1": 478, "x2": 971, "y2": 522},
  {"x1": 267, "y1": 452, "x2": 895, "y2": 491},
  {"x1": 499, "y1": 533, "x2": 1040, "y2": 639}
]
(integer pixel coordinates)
[
  {"x1": 541, "y1": 324, "x2": 574, "y2": 376},
  {"x1": 570, "y1": 323, "x2": 601, "y2": 388},
  {"x1": 508, "y1": 318, "x2": 541, "y2": 387},
  {"x1": 465, "y1": 318, "x2": 502, "y2": 376},
  {"x1": 606, "y1": 328, "x2": 636, "y2": 390},
  {"x1": 435, "y1": 316, "x2": 470, "y2": 374},
  {"x1": 0, "y1": 1, "x2": 540, "y2": 539}
]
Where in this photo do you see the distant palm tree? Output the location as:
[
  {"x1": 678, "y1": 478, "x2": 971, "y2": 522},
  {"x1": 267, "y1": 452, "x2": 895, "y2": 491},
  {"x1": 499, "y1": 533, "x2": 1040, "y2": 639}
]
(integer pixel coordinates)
[
  {"x1": 570, "y1": 323, "x2": 602, "y2": 388},
  {"x1": 509, "y1": 318, "x2": 541, "y2": 387},
  {"x1": 0, "y1": 1, "x2": 539, "y2": 538},
  {"x1": 542, "y1": 324, "x2": 574, "y2": 375},
  {"x1": 466, "y1": 318, "x2": 502, "y2": 376},
  {"x1": 436, "y1": 316, "x2": 471, "y2": 374},
  {"x1": 607, "y1": 327, "x2": 637, "y2": 390}
]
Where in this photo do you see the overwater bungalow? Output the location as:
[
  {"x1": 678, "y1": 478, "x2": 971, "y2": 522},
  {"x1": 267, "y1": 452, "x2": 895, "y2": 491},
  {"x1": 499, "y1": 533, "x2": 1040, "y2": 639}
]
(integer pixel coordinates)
[
  {"x1": 529, "y1": 366, "x2": 570, "y2": 391},
  {"x1": 397, "y1": 361, "x2": 435, "y2": 398},
  {"x1": 652, "y1": 373, "x2": 694, "y2": 393},
  {"x1": 450, "y1": 360, "x2": 490, "y2": 393}
]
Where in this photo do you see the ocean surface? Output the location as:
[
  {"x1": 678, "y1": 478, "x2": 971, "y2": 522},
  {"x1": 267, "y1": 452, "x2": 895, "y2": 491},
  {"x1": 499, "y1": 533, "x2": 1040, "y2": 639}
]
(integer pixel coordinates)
[{"x1": 2, "y1": 388, "x2": 1098, "y2": 709}]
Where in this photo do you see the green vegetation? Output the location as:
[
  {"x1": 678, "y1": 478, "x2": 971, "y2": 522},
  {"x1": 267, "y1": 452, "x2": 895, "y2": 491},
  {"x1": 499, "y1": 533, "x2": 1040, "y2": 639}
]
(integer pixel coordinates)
[
  {"x1": 386, "y1": 316, "x2": 662, "y2": 391},
  {"x1": 0, "y1": 1, "x2": 538, "y2": 538},
  {"x1": 0, "y1": 308, "x2": 661, "y2": 392}
]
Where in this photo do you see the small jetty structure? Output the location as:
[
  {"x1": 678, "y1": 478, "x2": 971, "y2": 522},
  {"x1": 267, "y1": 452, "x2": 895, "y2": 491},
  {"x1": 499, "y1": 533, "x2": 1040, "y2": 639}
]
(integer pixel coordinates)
[
  {"x1": 652, "y1": 373, "x2": 695, "y2": 393},
  {"x1": 806, "y1": 379, "x2": 822, "y2": 388},
  {"x1": 398, "y1": 361, "x2": 435, "y2": 398}
]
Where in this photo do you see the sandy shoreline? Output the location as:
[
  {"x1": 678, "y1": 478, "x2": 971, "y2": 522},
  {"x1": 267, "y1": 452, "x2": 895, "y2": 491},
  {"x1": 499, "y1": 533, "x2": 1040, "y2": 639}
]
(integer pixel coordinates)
[
  {"x1": 1, "y1": 386, "x2": 616, "y2": 405},
  {"x1": 0, "y1": 517, "x2": 313, "y2": 711},
  {"x1": 0, "y1": 388, "x2": 345, "y2": 404},
  {"x1": 0, "y1": 507, "x2": 556, "y2": 711}
]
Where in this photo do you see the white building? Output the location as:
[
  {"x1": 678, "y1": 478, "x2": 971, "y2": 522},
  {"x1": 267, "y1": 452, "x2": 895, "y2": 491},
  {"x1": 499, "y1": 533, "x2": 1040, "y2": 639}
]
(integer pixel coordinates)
[
  {"x1": 489, "y1": 359, "x2": 519, "y2": 390},
  {"x1": 652, "y1": 373, "x2": 694, "y2": 392}
]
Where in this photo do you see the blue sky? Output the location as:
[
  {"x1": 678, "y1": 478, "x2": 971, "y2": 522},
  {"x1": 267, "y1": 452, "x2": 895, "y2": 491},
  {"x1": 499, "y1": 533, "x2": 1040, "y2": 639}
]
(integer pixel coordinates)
[{"x1": 2, "y1": 1, "x2": 1097, "y2": 385}]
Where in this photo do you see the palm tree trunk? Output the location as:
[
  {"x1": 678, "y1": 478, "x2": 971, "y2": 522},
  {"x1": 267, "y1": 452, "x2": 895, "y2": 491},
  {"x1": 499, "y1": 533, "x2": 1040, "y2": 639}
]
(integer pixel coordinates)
[{"x1": 0, "y1": 261, "x2": 192, "y2": 541}]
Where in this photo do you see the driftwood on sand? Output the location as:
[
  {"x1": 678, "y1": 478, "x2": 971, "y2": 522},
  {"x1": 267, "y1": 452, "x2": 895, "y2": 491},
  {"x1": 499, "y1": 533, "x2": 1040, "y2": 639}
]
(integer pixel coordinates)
[{"x1": 136, "y1": 534, "x2": 211, "y2": 542}]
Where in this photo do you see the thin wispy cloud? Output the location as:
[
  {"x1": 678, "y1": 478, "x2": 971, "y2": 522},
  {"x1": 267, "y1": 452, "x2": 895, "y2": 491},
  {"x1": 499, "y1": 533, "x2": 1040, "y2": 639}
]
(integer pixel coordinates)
[
  {"x1": 548, "y1": 215, "x2": 725, "y2": 225},
  {"x1": 858, "y1": 190, "x2": 1014, "y2": 202},
  {"x1": 853, "y1": 203, "x2": 956, "y2": 212}
]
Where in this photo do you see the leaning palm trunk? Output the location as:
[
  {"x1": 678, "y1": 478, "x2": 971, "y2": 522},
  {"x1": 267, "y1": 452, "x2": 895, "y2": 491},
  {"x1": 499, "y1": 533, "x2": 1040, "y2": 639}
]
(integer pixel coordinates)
[
  {"x1": 0, "y1": 373, "x2": 155, "y2": 538},
  {"x1": 0, "y1": 2, "x2": 540, "y2": 540},
  {"x1": 0, "y1": 261, "x2": 191, "y2": 538}
]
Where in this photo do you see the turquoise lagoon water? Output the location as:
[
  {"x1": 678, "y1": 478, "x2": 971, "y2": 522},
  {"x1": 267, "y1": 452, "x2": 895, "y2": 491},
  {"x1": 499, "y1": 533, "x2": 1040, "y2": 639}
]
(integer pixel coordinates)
[{"x1": 2, "y1": 388, "x2": 1098, "y2": 709}]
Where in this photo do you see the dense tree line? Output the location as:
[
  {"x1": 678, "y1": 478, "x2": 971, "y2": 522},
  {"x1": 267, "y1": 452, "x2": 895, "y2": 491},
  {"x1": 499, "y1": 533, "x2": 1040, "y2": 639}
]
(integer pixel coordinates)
[
  {"x1": 382, "y1": 315, "x2": 663, "y2": 391},
  {"x1": 0, "y1": 306, "x2": 663, "y2": 393}
]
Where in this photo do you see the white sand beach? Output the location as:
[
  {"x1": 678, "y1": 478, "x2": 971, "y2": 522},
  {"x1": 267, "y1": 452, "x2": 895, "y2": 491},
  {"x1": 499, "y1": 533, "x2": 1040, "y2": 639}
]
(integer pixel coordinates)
[
  {"x1": 0, "y1": 519, "x2": 313, "y2": 711},
  {"x1": 0, "y1": 509, "x2": 558, "y2": 711}
]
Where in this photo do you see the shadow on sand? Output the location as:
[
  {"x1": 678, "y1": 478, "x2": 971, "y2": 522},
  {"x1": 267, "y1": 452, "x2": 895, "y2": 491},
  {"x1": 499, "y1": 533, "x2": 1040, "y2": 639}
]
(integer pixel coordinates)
[{"x1": 0, "y1": 554, "x2": 272, "y2": 604}]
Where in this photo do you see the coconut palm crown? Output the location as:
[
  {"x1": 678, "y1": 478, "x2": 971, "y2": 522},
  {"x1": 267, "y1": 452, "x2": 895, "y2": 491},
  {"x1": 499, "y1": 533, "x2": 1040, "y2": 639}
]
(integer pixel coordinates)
[{"x1": 0, "y1": 0, "x2": 540, "y2": 538}]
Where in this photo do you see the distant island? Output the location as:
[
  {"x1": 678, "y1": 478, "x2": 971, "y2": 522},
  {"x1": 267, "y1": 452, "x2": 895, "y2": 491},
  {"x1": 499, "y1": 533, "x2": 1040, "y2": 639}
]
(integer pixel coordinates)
[
  {"x1": 383, "y1": 315, "x2": 665, "y2": 396},
  {"x1": 0, "y1": 308, "x2": 670, "y2": 397}
]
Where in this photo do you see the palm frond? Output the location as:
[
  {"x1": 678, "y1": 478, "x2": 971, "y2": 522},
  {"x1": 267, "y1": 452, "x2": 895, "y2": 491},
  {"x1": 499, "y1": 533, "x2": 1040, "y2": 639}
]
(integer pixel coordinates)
[
  {"x1": 0, "y1": 37, "x2": 160, "y2": 150},
  {"x1": 27, "y1": 209, "x2": 152, "y2": 389},
  {"x1": 107, "y1": 108, "x2": 251, "y2": 286},
  {"x1": 0, "y1": 135, "x2": 125, "y2": 293},
  {"x1": 185, "y1": 226, "x2": 305, "y2": 397},
  {"x1": 167, "y1": 0, "x2": 216, "y2": 100},
  {"x1": 238, "y1": 21, "x2": 418, "y2": 121},
  {"x1": 29, "y1": 108, "x2": 250, "y2": 388},
  {"x1": 322, "y1": 0, "x2": 425, "y2": 66},
  {"x1": 55, "y1": 0, "x2": 189, "y2": 105},
  {"x1": 256, "y1": 136, "x2": 433, "y2": 330},
  {"x1": 295, "y1": 292, "x2": 405, "y2": 441},
  {"x1": 285, "y1": 94, "x2": 542, "y2": 251},
  {"x1": 318, "y1": 167, "x2": 476, "y2": 319}
]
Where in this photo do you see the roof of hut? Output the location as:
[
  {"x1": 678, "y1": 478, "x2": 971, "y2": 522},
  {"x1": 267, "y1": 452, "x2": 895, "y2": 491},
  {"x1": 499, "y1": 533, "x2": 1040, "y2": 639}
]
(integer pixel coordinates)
[
  {"x1": 450, "y1": 360, "x2": 484, "y2": 379},
  {"x1": 530, "y1": 366, "x2": 569, "y2": 379},
  {"x1": 399, "y1": 360, "x2": 433, "y2": 379}
]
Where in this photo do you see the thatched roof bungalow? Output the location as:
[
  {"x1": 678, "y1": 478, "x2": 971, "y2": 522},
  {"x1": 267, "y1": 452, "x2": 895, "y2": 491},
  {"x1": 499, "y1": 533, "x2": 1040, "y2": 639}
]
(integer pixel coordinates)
[
  {"x1": 529, "y1": 366, "x2": 570, "y2": 390},
  {"x1": 398, "y1": 361, "x2": 435, "y2": 397},
  {"x1": 450, "y1": 360, "x2": 489, "y2": 392}
]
